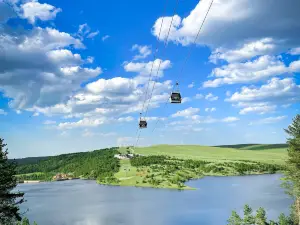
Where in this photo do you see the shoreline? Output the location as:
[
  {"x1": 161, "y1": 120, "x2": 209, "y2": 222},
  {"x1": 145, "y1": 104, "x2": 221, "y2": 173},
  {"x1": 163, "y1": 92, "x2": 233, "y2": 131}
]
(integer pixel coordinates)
[{"x1": 18, "y1": 172, "x2": 282, "y2": 190}]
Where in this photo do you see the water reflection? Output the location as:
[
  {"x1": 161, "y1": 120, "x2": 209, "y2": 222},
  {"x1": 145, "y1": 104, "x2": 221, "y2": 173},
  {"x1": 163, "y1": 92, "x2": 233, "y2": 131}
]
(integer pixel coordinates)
[{"x1": 17, "y1": 174, "x2": 292, "y2": 225}]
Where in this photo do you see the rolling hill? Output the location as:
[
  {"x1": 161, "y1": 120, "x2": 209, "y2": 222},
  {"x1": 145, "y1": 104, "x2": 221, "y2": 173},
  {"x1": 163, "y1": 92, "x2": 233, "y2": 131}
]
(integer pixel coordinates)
[{"x1": 120, "y1": 144, "x2": 288, "y2": 165}]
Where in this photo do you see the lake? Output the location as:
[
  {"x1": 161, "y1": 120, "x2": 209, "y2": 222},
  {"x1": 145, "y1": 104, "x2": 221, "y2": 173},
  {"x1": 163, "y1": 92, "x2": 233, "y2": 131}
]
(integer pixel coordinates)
[{"x1": 16, "y1": 174, "x2": 292, "y2": 225}]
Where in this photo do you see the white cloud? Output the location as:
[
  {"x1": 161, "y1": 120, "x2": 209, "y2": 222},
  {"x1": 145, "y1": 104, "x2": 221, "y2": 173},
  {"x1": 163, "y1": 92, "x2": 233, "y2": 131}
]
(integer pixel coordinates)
[
  {"x1": 188, "y1": 82, "x2": 194, "y2": 88},
  {"x1": 21, "y1": 0, "x2": 61, "y2": 24},
  {"x1": 182, "y1": 97, "x2": 191, "y2": 103},
  {"x1": 226, "y1": 91, "x2": 231, "y2": 97},
  {"x1": 124, "y1": 59, "x2": 171, "y2": 78},
  {"x1": 76, "y1": 23, "x2": 99, "y2": 40},
  {"x1": 209, "y1": 38, "x2": 280, "y2": 63},
  {"x1": 227, "y1": 78, "x2": 300, "y2": 103},
  {"x1": 171, "y1": 107, "x2": 200, "y2": 118},
  {"x1": 289, "y1": 47, "x2": 300, "y2": 55},
  {"x1": 82, "y1": 129, "x2": 116, "y2": 137},
  {"x1": 0, "y1": 25, "x2": 99, "y2": 111},
  {"x1": 203, "y1": 55, "x2": 288, "y2": 88},
  {"x1": 43, "y1": 120, "x2": 56, "y2": 125},
  {"x1": 227, "y1": 78, "x2": 300, "y2": 115},
  {"x1": 235, "y1": 102, "x2": 277, "y2": 115},
  {"x1": 205, "y1": 107, "x2": 216, "y2": 112},
  {"x1": 152, "y1": 0, "x2": 300, "y2": 50},
  {"x1": 102, "y1": 35, "x2": 110, "y2": 41},
  {"x1": 58, "y1": 115, "x2": 134, "y2": 130},
  {"x1": 194, "y1": 94, "x2": 204, "y2": 99},
  {"x1": 0, "y1": 109, "x2": 7, "y2": 115},
  {"x1": 132, "y1": 44, "x2": 152, "y2": 60},
  {"x1": 249, "y1": 116, "x2": 287, "y2": 125},
  {"x1": 222, "y1": 117, "x2": 240, "y2": 123},
  {"x1": 87, "y1": 31, "x2": 99, "y2": 39},
  {"x1": 205, "y1": 93, "x2": 218, "y2": 101}
]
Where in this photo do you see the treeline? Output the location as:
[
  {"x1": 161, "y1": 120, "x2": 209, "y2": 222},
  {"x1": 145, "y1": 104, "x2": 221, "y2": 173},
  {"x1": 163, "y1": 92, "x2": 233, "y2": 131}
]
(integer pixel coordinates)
[
  {"x1": 16, "y1": 172, "x2": 55, "y2": 182},
  {"x1": 16, "y1": 148, "x2": 120, "y2": 182}
]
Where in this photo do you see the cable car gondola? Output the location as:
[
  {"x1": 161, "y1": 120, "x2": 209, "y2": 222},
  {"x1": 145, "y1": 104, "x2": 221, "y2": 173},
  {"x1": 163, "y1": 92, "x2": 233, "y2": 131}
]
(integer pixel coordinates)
[
  {"x1": 139, "y1": 113, "x2": 147, "y2": 129},
  {"x1": 170, "y1": 82, "x2": 182, "y2": 104}
]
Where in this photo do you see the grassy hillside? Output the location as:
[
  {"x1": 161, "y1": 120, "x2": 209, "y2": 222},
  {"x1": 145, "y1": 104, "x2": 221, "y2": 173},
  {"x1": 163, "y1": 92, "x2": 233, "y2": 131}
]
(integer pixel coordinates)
[
  {"x1": 120, "y1": 144, "x2": 288, "y2": 165},
  {"x1": 214, "y1": 144, "x2": 288, "y2": 150}
]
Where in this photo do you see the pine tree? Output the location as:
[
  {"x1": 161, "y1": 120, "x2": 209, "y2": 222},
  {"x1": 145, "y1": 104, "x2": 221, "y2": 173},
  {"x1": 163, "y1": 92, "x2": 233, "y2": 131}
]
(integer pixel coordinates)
[
  {"x1": 243, "y1": 204, "x2": 255, "y2": 225},
  {"x1": 255, "y1": 207, "x2": 268, "y2": 225},
  {"x1": 0, "y1": 138, "x2": 25, "y2": 224},
  {"x1": 284, "y1": 114, "x2": 300, "y2": 225},
  {"x1": 227, "y1": 211, "x2": 243, "y2": 225}
]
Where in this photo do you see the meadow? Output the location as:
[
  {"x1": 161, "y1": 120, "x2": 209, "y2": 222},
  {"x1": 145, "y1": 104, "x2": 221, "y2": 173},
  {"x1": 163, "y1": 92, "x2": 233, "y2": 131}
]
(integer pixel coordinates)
[{"x1": 120, "y1": 144, "x2": 288, "y2": 165}]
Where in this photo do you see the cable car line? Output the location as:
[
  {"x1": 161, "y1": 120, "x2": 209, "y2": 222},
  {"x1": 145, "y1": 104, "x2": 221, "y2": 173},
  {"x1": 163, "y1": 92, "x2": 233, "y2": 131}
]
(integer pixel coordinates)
[
  {"x1": 143, "y1": 0, "x2": 180, "y2": 120},
  {"x1": 135, "y1": 0, "x2": 180, "y2": 147},
  {"x1": 151, "y1": 0, "x2": 214, "y2": 133},
  {"x1": 132, "y1": 0, "x2": 170, "y2": 147}
]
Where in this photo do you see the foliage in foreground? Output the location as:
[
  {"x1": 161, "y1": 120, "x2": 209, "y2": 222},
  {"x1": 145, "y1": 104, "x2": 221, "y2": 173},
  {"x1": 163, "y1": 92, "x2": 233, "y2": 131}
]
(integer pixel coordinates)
[
  {"x1": 17, "y1": 217, "x2": 37, "y2": 225},
  {"x1": 284, "y1": 114, "x2": 300, "y2": 224},
  {"x1": 227, "y1": 204, "x2": 294, "y2": 225},
  {"x1": 0, "y1": 138, "x2": 25, "y2": 225}
]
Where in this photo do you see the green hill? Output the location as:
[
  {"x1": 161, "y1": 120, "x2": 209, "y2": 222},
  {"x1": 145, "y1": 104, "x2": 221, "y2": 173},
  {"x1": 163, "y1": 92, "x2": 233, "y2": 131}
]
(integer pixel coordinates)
[
  {"x1": 214, "y1": 144, "x2": 288, "y2": 150},
  {"x1": 121, "y1": 144, "x2": 288, "y2": 165}
]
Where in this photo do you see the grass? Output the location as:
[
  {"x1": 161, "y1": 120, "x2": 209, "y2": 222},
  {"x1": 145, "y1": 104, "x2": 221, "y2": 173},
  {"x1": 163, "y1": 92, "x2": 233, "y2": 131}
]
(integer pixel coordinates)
[
  {"x1": 113, "y1": 159, "x2": 195, "y2": 190},
  {"x1": 120, "y1": 144, "x2": 287, "y2": 165}
]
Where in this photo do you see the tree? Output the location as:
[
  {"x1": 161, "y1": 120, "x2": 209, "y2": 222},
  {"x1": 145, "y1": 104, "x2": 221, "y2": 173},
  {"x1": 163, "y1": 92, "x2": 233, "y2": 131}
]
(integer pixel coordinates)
[
  {"x1": 243, "y1": 204, "x2": 255, "y2": 225},
  {"x1": 0, "y1": 138, "x2": 25, "y2": 225},
  {"x1": 255, "y1": 207, "x2": 267, "y2": 225},
  {"x1": 227, "y1": 211, "x2": 243, "y2": 225},
  {"x1": 284, "y1": 114, "x2": 300, "y2": 225}
]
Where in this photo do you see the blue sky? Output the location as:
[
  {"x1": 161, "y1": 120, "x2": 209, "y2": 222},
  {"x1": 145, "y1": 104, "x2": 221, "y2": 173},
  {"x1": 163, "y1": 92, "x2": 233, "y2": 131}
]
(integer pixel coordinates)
[{"x1": 0, "y1": 0, "x2": 299, "y2": 158}]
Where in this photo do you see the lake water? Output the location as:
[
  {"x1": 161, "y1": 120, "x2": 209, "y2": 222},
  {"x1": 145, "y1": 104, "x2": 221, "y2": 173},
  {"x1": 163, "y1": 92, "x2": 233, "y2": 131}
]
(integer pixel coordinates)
[{"x1": 16, "y1": 174, "x2": 292, "y2": 225}]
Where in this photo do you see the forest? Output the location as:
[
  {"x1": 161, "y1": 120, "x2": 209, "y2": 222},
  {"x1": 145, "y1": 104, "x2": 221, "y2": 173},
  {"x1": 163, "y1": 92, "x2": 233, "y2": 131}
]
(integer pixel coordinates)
[{"x1": 15, "y1": 147, "x2": 120, "y2": 182}]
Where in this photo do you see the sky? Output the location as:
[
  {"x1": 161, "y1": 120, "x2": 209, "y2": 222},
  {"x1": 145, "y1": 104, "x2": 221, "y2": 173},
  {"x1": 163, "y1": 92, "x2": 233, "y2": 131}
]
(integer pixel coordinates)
[{"x1": 0, "y1": 0, "x2": 299, "y2": 158}]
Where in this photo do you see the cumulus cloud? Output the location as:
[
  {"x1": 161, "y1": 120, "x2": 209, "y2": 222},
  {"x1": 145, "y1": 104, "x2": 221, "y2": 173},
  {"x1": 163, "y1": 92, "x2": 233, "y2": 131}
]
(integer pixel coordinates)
[
  {"x1": 227, "y1": 78, "x2": 300, "y2": 103},
  {"x1": 289, "y1": 47, "x2": 300, "y2": 55},
  {"x1": 0, "y1": 24, "x2": 101, "y2": 111},
  {"x1": 182, "y1": 97, "x2": 191, "y2": 103},
  {"x1": 124, "y1": 59, "x2": 171, "y2": 78},
  {"x1": 205, "y1": 93, "x2": 218, "y2": 101},
  {"x1": 235, "y1": 102, "x2": 277, "y2": 115},
  {"x1": 203, "y1": 55, "x2": 289, "y2": 88},
  {"x1": 132, "y1": 44, "x2": 152, "y2": 60},
  {"x1": 152, "y1": 0, "x2": 300, "y2": 50},
  {"x1": 205, "y1": 107, "x2": 216, "y2": 112},
  {"x1": 58, "y1": 116, "x2": 134, "y2": 130},
  {"x1": 209, "y1": 38, "x2": 280, "y2": 63},
  {"x1": 171, "y1": 107, "x2": 200, "y2": 118},
  {"x1": 226, "y1": 78, "x2": 300, "y2": 115},
  {"x1": 20, "y1": 0, "x2": 61, "y2": 24}
]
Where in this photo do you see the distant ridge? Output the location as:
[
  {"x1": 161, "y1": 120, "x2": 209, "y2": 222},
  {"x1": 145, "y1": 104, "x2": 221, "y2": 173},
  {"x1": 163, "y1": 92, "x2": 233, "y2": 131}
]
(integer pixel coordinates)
[
  {"x1": 213, "y1": 144, "x2": 288, "y2": 150},
  {"x1": 9, "y1": 156, "x2": 49, "y2": 165}
]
